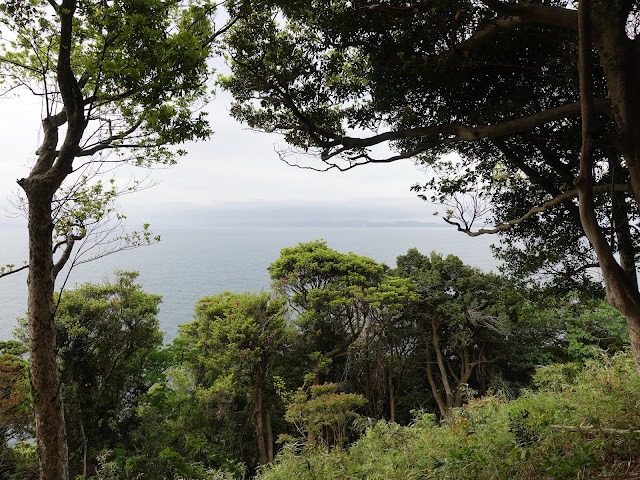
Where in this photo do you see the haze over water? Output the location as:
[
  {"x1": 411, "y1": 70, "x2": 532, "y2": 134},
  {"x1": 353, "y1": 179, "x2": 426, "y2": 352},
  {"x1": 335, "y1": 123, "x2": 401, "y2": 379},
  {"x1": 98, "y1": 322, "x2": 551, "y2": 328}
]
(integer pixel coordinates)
[{"x1": 0, "y1": 225, "x2": 498, "y2": 341}]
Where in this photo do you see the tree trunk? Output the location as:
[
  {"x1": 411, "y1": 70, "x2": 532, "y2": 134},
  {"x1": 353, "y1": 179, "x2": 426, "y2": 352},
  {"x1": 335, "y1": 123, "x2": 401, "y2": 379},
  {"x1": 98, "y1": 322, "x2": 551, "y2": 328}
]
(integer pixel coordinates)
[
  {"x1": 80, "y1": 418, "x2": 88, "y2": 480},
  {"x1": 364, "y1": 359, "x2": 376, "y2": 418},
  {"x1": 609, "y1": 154, "x2": 637, "y2": 288},
  {"x1": 252, "y1": 360, "x2": 274, "y2": 464},
  {"x1": 24, "y1": 186, "x2": 69, "y2": 480},
  {"x1": 265, "y1": 401, "x2": 274, "y2": 463},
  {"x1": 578, "y1": 0, "x2": 640, "y2": 377},
  {"x1": 252, "y1": 364, "x2": 268, "y2": 465},
  {"x1": 388, "y1": 352, "x2": 395, "y2": 423},
  {"x1": 430, "y1": 310, "x2": 454, "y2": 411},
  {"x1": 453, "y1": 349, "x2": 473, "y2": 408},
  {"x1": 424, "y1": 330, "x2": 448, "y2": 418}
]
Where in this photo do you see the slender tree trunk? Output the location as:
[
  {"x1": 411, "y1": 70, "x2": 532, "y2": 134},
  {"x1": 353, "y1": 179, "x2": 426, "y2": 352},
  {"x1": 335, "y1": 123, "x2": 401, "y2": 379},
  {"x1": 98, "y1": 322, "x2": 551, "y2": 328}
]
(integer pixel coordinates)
[
  {"x1": 364, "y1": 359, "x2": 375, "y2": 418},
  {"x1": 424, "y1": 331, "x2": 448, "y2": 418},
  {"x1": 23, "y1": 186, "x2": 69, "y2": 480},
  {"x1": 252, "y1": 364, "x2": 268, "y2": 465},
  {"x1": 430, "y1": 310, "x2": 454, "y2": 411},
  {"x1": 388, "y1": 352, "x2": 395, "y2": 423},
  {"x1": 375, "y1": 340, "x2": 384, "y2": 418},
  {"x1": 265, "y1": 402, "x2": 274, "y2": 463},
  {"x1": 80, "y1": 418, "x2": 88, "y2": 480},
  {"x1": 453, "y1": 349, "x2": 473, "y2": 408},
  {"x1": 607, "y1": 153, "x2": 638, "y2": 287}
]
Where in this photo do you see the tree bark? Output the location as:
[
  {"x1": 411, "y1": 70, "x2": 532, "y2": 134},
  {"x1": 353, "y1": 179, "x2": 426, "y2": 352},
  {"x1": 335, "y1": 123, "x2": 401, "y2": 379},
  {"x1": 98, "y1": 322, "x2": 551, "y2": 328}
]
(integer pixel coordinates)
[
  {"x1": 252, "y1": 361, "x2": 274, "y2": 464},
  {"x1": 423, "y1": 316, "x2": 448, "y2": 418},
  {"x1": 20, "y1": 3, "x2": 85, "y2": 478},
  {"x1": 609, "y1": 153, "x2": 638, "y2": 288},
  {"x1": 252, "y1": 364, "x2": 268, "y2": 465},
  {"x1": 22, "y1": 183, "x2": 69, "y2": 480},
  {"x1": 265, "y1": 401, "x2": 274, "y2": 464},
  {"x1": 388, "y1": 352, "x2": 395, "y2": 423},
  {"x1": 577, "y1": 0, "x2": 640, "y2": 377}
]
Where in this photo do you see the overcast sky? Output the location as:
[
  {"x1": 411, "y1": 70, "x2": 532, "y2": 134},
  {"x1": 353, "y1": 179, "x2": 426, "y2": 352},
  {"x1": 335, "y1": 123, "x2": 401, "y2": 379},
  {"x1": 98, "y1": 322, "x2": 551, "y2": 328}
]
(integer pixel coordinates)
[{"x1": 0, "y1": 79, "x2": 440, "y2": 230}]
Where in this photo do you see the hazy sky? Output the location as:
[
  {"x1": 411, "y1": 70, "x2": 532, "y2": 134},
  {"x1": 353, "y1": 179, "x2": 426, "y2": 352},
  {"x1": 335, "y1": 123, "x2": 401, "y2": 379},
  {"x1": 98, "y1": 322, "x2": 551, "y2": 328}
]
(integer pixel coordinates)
[{"x1": 0, "y1": 82, "x2": 438, "y2": 229}]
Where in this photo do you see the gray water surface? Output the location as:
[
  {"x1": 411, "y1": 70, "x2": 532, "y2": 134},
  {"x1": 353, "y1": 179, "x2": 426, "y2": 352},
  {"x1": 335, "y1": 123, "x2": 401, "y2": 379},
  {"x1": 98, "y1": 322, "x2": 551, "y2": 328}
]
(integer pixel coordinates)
[{"x1": 0, "y1": 226, "x2": 499, "y2": 341}]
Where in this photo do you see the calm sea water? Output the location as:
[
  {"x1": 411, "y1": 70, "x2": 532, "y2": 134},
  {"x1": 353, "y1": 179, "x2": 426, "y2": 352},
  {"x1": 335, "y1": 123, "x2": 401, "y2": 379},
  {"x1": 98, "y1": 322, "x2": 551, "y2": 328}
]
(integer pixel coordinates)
[{"x1": 0, "y1": 226, "x2": 499, "y2": 341}]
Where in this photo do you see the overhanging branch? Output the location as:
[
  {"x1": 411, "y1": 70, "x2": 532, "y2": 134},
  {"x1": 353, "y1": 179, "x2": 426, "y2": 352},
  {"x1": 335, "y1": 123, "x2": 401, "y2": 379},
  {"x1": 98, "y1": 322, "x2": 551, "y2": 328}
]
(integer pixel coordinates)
[
  {"x1": 360, "y1": 1, "x2": 577, "y2": 30},
  {"x1": 323, "y1": 99, "x2": 609, "y2": 156}
]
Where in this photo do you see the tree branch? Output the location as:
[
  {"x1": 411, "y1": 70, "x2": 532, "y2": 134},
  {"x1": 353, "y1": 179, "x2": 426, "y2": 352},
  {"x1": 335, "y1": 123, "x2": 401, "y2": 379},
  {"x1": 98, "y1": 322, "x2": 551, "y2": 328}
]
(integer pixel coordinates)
[
  {"x1": 550, "y1": 424, "x2": 640, "y2": 434},
  {"x1": 324, "y1": 99, "x2": 609, "y2": 155},
  {"x1": 53, "y1": 233, "x2": 84, "y2": 277},
  {"x1": 282, "y1": 99, "x2": 609, "y2": 173},
  {"x1": 444, "y1": 184, "x2": 631, "y2": 236},
  {"x1": 75, "y1": 120, "x2": 144, "y2": 157},
  {"x1": 0, "y1": 265, "x2": 29, "y2": 279},
  {"x1": 480, "y1": 1, "x2": 578, "y2": 29}
]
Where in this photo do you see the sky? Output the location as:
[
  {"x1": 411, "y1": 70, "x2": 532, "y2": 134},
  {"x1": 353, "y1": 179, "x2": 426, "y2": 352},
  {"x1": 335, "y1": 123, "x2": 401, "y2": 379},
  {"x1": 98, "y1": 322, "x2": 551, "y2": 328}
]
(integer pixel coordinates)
[{"x1": 0, "y1": 83, "x2": 438, "y2": 230}]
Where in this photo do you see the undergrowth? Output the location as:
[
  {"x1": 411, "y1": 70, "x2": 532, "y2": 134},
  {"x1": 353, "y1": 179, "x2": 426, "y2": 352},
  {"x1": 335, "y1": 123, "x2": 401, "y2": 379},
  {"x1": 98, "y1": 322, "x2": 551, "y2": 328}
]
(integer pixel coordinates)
[{"x1": 257, "y1": 350, "x2": 640, "y2": 479}]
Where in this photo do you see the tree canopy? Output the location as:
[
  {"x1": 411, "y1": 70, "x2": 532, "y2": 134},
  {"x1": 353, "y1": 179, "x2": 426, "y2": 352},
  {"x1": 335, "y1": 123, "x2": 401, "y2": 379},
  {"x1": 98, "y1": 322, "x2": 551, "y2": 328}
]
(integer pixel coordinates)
[
  {"x1": 0, "y1": 1, "x2": 231, "y2": 477},
  {"x1": 220, "y1": 0, "x2": 640, "y2": 377},
  {"x1": 52, "y1": 271, "x2": 165, "y2": 478},
  {"x1": 181, "y1": 291, "x2": 290, "y2": 465}
]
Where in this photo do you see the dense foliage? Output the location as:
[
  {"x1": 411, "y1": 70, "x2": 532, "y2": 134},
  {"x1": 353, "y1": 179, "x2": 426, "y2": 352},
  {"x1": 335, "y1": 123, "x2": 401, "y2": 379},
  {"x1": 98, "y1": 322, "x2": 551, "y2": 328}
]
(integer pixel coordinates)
[
  {"x1": 0, "y1": 242, "x2": 633, "y2": 479},
  {"x1": 216, "y1": 0, "x2": 611, "y2": 290},
  {"x1": 258, "y1": 351, "x2": 640, "y2": 480},
  {"x1": 217, "y1": 0, "x2": 640, "y2": 394},
  {"x1": 54, "y1": 272, "x2": 166, "y2": 478}
]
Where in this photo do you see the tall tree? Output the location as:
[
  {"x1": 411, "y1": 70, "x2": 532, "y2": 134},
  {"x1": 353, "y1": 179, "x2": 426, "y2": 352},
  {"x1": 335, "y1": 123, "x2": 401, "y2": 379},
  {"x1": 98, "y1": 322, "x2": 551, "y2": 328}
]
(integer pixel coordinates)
[
  {"x1": 395, "y1": 250, "x2": 510, "y2": 417},
  {"x1": 0, "y1": 1, "x2": 230, "y2": 478},
  {"x1": 269, "y1": 241, "x2": 415, "y2": 385},
  {"x1": 180, "y1": 291, "x2": 290, "y2": 466},
  {"x1": 220, "y1": 1, "x2": 640, "y2": 377},
  {"x1": 52, "y1": 271, "x2": 165, "y2": 478}
]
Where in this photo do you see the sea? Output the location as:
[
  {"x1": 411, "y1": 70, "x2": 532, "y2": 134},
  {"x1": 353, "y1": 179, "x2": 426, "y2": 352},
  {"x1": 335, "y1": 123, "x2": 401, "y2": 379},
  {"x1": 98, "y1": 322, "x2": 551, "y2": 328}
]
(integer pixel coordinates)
[{"x1": 0, "y1": 226, "x2": 499, "y2": 342}]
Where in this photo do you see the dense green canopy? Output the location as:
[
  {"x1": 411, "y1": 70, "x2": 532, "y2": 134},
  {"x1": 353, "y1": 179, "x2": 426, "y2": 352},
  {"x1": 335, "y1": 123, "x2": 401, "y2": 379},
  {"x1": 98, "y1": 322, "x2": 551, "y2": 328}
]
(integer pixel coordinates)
[{"x1": 220, "y1": 0, "x2": 640, "y2": 378}]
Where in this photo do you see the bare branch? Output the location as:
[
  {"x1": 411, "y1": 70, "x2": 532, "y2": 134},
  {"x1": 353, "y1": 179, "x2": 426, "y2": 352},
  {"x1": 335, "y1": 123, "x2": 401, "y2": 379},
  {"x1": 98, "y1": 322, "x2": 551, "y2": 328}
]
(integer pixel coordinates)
[
  {"x1": 53, "y1": 233, "x2": 84, "y2": 277},
  {"x1": 444, "y1": 184, "x2": 631, "y2": 236},
  {"x1": 550, "y1": 424, "x2": 640, "y2": 434},
  {"x1": 75, "y1": 120, "x2": 144, "y2": 157}
]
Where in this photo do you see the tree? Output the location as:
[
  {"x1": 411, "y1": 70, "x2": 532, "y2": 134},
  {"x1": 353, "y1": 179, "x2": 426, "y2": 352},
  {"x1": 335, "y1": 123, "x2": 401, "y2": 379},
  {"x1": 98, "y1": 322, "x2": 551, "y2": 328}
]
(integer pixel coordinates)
[
  {"x1": 269, "y1": 241, "x2": 415, "y2": 387},
  {"x1": 0, "y1": 342, "x2": 32, "y2": 447},
  {"x1": 394, "y1": 250, "x2": 511, "y2": 417},
  {"x1": 0, "y1": 1, "x2": 230, "y2": 478},
  {"x1": 220, "y1": 1, "x2": 640, "y2": 378},
  {"x1": 180, "y1": 291, "x2": 290, "y2": 466},
  {"x1": 283, "y1": 383, "x2": 366, "y2": 451},
  {"x1": 49, "y1": 271, "x2": 165, "y2": 478}
]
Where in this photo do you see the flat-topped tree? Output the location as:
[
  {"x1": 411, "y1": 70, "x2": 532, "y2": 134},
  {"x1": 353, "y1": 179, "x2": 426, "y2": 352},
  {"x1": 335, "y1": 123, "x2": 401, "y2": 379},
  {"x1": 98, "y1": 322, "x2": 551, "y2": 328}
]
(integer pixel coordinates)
[
  {"x1": 269, "y1": 241, "x2": 415, "y2": 384},
  {"x1": 221, "y1": 1, "x2": 640, "y2": 375},
  {"x1": 0, "y1": 1, "x2": 231, "y2": 478}
]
